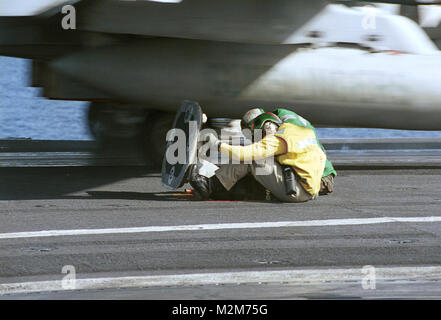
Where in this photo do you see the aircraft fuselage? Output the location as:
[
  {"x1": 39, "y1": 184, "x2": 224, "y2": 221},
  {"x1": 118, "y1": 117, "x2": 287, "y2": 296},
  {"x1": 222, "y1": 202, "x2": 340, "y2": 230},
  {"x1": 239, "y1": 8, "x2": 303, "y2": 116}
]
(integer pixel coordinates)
[{"x1": 51, "y1": 39, "x2": 441, "y2": 130}]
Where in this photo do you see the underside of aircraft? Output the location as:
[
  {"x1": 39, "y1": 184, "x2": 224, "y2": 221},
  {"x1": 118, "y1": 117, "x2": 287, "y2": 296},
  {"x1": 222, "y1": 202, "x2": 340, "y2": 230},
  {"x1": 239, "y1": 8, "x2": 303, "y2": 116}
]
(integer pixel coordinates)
[{"x1": 1, "y1": 0, "x2": 441, "y2": 164}]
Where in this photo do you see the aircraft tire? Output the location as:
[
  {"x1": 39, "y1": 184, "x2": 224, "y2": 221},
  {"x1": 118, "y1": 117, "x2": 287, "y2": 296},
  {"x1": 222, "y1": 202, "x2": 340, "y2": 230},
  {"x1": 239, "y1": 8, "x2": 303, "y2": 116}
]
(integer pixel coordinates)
[{"x1": 142, "y1": 110, "x2": 175, "y2": 168}]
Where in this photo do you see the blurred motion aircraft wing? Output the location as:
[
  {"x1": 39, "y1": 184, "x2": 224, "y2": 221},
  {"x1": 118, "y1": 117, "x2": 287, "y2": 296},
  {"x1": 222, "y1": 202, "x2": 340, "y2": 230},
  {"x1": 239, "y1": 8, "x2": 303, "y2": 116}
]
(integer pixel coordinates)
[
  {"x1": 0, "y1": 0, "x2": 328, "y2": 46},
  {"x1": 2, "y1": 0, "x2": 441, "y2": 162}
]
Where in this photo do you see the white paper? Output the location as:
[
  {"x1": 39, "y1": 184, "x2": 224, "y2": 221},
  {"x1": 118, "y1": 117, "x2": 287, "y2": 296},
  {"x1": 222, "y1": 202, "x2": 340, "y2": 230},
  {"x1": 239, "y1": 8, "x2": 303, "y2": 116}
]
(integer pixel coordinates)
[{"x1": 198, "y1": 159, "x2": 219, "y2": 178}]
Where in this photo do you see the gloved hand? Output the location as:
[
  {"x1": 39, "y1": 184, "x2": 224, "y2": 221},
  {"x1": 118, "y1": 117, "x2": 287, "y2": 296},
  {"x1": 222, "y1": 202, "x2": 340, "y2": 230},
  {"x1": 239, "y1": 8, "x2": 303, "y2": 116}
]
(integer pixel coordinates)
[{"x1": 202, "y1": 132, "x2": 221, "y2": 150}]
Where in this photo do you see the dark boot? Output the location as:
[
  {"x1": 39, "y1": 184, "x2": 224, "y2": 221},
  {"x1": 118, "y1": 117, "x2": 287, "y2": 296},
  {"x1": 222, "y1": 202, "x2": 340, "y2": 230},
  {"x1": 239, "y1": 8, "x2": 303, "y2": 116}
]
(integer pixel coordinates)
[{"x1": 189, "y1": 171, "x2": 226, "y2": 200}]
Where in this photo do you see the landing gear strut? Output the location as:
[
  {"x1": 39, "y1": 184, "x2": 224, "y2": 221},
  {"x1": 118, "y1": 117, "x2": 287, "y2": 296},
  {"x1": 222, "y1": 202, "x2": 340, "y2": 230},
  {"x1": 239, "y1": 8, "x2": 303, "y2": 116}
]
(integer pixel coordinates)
[
  {"x1": 87, "y1": 102, "x2": 174, "y2": 168},
  {"x1": 88, "y1": 102, "x2": 148, "y2": 144}
]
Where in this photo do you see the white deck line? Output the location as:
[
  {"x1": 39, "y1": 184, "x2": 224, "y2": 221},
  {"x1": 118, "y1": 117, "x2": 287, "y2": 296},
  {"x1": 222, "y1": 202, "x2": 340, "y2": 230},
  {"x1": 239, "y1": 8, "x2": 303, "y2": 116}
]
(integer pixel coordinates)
[
  {"x1": 1, "y1": 266, "x2": 441, "y2": 296},
  {"x1": 0, "y1": 216, "x2": 440, "y2": 240}
]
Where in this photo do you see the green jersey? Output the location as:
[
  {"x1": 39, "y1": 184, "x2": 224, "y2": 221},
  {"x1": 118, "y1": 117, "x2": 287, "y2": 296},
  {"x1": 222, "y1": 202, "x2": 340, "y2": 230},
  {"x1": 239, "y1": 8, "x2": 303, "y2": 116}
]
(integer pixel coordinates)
[{"x1": 272, "y1": 108, "x2": 337, "y2": 177}]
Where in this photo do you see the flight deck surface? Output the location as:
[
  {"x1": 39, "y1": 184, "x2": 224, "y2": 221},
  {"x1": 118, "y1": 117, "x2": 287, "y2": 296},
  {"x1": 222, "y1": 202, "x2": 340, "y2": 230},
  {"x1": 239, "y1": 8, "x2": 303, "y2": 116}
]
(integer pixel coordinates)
[{"x1": 0, "y1": 163, "x2": 440, "y2": 299}]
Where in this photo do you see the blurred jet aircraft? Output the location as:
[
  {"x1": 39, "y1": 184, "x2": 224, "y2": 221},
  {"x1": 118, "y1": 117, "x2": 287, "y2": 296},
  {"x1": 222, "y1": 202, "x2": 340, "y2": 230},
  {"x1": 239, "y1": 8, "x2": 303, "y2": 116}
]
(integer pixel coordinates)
[{"x1": 1, "y1": 0, "x2": 441, "y2": 161}]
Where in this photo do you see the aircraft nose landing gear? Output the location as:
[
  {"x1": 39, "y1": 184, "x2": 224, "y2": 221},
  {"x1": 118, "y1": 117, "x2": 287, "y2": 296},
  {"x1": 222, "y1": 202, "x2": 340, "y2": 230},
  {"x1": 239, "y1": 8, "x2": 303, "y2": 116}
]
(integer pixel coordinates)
[
  {"x1": 88, "y1": 102, "x2": 148, "y2": 144},
  {"x1": 87, "y1": 102, "x2": 174, "y2": 168}
]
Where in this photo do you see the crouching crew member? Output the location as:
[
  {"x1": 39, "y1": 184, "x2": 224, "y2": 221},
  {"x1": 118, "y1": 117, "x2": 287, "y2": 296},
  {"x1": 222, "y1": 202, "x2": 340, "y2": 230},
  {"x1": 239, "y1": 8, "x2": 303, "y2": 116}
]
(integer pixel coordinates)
[{"x1": 189, "y1": 110, "x2": 326, "y2": 202}]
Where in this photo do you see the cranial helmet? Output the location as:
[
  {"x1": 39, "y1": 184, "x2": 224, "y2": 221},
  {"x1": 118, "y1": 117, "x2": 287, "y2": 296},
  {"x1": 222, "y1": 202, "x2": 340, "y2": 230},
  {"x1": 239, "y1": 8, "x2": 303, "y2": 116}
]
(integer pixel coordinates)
[
  {"x1": 248, "y1": 112, "x2": 283, "y2": 131},
  {"x1": 241, "y1": 108, "x2": 265, "y2": 129}
]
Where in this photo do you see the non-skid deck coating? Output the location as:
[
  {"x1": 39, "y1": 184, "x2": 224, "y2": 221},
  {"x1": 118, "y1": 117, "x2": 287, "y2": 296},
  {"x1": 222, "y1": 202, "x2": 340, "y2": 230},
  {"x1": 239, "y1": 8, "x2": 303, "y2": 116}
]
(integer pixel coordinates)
[{"x1": 0, "y1": 166, "x2": 440, "y2": 298}]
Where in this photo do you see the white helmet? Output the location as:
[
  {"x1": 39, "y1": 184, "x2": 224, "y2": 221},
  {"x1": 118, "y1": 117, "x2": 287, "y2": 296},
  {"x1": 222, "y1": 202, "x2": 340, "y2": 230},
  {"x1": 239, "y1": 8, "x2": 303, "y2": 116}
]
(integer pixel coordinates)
[{"x1": 241, "y1": 108, "x2": 265, "y2": 128}]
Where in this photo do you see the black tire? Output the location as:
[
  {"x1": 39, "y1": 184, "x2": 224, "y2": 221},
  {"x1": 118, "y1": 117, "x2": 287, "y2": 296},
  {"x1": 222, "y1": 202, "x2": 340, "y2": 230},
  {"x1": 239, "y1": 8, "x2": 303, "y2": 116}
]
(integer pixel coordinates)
[{"x1": 141, "y1": 110, "x2": 175, "y2": 168}]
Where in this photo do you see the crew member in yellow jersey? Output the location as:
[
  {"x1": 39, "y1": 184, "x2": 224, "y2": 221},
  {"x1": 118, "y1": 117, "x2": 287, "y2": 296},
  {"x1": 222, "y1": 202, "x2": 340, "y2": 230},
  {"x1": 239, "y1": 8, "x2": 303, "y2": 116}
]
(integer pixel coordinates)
[{"x1": 189, "y1": 110, "x2": 326, "y2": 202}]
